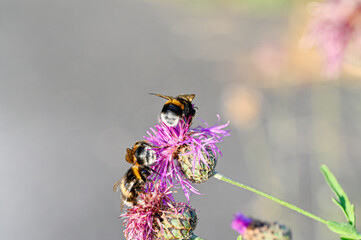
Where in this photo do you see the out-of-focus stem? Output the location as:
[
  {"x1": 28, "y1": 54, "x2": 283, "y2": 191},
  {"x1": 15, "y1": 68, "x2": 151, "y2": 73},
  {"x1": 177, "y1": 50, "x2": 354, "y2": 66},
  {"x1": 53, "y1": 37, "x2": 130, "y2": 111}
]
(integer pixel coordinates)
[{"x1": 213, "y1": 172, "x2": 328, "y2": 225}]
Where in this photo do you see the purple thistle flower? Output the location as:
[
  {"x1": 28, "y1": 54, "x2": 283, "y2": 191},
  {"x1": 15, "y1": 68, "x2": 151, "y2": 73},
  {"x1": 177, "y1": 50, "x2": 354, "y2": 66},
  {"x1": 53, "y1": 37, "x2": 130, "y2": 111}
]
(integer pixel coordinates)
[
  {"x1": 231, "y1": 213, "x2": 253, "y2": 235},
  {"x1": 121, "y1": 183, "x2": 174, "y2": 240},
  {"x1": 305, "y1": 0, "x2": 361, "y2": 78},
  {"x1": 145, "y1": 116, "x2": 230, "y2": 201},
  {"x1": 231, "y1": 213, "x2": 292, "y2": 240}
]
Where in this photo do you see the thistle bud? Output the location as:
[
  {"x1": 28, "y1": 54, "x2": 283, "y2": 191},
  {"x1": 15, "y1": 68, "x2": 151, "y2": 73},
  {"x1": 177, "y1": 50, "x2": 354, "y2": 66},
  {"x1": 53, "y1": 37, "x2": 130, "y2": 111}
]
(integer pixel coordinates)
[
  {"x1": 232, "y1": 213, "x2": 292, "y2": 240},
  {"x1": 242, "y1": 220, "x2": 292, "y2": 240},
  {"x1": 177, "y1": 145, "x2": 217, "y2": 184},
  {"x1": 156, "y1": 203, "x2": 198, "y2": 240}
]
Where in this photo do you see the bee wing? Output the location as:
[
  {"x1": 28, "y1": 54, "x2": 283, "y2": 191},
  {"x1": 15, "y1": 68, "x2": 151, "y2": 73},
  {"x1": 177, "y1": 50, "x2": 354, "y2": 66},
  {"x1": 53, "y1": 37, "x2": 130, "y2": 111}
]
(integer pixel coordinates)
[
  {"x1": 178, "y1": 94, "x2": 195, "y2": 102},
  {"x1": 114, "y1": 177, "x2": 137, "y2": 211},
  {"x1": 114, "y1": 176, "x2": 136, "y2": 193},
  {"x1": 149, "y1": 93, "x2": 173, "y2": 100},
  {"x1": 120, "y1": 200, "x2": 126, "y2": 211},
  {"x1": 124, "y1": 180, "x2": 136, "y2": 194},
  {"x1": 113, "y1": 178, "x2": 123, "y2": 192},
  {"x1": 125, "y1": 148, "x2": 135, "y2": 164}
]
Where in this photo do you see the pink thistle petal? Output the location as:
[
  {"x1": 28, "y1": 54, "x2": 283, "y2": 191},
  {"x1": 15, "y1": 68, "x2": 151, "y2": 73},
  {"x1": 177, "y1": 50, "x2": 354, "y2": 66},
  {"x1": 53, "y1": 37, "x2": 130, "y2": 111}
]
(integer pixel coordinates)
[
  {"x1": 231, "y1": 213, "x2": 253, "y2": 235},
  {"x1": 145, "y1": 116, "x2": 230, "y2": 201},
  {"x1": 121, "y1": 184, "x2": 174, "y2": 240}
]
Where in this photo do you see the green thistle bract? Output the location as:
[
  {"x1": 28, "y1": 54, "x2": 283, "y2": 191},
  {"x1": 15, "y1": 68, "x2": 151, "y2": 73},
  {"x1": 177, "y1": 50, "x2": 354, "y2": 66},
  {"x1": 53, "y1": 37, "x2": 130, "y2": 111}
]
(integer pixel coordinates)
[
  {"x1": 242, "y1": 220, "x2": 292, "y2": 240},
  {"x1": 232, "y1": 213, "x2": 292, "y2": 240},
  {"x1": 157, "y1": 203, "x2": 198, "y2": 240},
  {"x1": 178, "y1": 146, "x2": 217, "y2": 184}
]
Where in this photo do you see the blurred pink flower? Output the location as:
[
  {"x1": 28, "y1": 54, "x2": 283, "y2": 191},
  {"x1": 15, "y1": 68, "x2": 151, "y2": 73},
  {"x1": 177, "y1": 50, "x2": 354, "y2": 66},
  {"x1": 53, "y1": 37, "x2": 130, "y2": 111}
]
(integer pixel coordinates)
[
  {"x1": 251, "y1": 43, "x2": 286, "y2": 78},
  {"x1": 305, "y1": 0, "x2": 361, "y2": 78},
  {"x1": 231, "y1": 213, "x2": 252, "y2": 235},
  {"x1": 231, "y1": 212, "x2": 292, "y2": 239}
]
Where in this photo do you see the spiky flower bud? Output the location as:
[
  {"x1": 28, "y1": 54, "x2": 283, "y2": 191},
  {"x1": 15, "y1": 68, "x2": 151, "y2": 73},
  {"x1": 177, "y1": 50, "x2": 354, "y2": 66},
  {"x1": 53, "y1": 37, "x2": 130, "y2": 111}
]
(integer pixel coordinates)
[
  {"x1": 242, "y1": 220, "x2": 292, "y2": 240},
  {"x1": 157, "y1": 203, "x2": 198, "y2": 240},
  {"x1": 178, "y1": 145, "x2": 217, "y2": 184},
  {"x1": 232, "y1": 213, "x2": 292, "y2": 240}
]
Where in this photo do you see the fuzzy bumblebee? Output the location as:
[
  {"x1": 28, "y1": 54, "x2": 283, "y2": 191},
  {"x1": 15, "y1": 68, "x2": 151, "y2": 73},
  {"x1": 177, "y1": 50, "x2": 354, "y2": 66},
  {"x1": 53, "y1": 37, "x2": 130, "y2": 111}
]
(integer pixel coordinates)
[{"x1": 177, "y1": 145, "x2": 217, "y2": 184}]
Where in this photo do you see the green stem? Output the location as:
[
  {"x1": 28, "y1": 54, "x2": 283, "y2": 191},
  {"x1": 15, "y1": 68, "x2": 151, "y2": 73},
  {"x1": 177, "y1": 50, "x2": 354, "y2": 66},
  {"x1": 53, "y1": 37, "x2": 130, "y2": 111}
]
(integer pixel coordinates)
[{"x1": 213, "y1": 172, "x2": 328, "y2": 225}]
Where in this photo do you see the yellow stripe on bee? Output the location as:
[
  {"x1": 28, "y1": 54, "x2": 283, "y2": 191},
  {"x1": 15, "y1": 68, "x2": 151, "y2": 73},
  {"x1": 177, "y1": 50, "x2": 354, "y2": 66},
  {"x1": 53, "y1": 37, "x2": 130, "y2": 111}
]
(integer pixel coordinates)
[
  {"x1": 165, "y1": 99, "x2": 184, "y2": 110},
  {"x1": 132, "y1": 165, "x2": 142, "y2": 180}
]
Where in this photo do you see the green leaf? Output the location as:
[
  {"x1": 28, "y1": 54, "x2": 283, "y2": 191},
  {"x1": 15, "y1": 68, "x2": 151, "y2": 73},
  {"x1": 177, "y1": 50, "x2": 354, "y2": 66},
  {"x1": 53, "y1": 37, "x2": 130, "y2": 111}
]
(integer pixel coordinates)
[
  {"x1": 237, "y1": 235, "x2": 243, "y2": 240},
  {"x1": 320, "y1": 165, "x2": 355, "y2": 226},
  {"x1": 327, "y1": 221, "x2": 361, "y2": 239}
]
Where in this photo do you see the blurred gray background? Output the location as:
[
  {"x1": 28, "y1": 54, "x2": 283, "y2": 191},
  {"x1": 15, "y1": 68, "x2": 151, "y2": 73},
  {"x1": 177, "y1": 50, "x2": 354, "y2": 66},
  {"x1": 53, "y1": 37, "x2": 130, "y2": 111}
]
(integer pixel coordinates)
[{"x1": 2, "y1": 0, "x2": 361, "y2": 239}]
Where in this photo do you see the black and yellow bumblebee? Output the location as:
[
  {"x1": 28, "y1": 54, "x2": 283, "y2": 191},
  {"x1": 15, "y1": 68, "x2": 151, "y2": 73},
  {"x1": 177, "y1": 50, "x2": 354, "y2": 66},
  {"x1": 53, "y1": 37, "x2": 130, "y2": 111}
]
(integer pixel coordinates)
[
  {"x1": 113, "y1": 141, "x2": 156, "y2": 209},
  {"x1": 151, "y1": 93, "x2": 196, "y2": 127}
]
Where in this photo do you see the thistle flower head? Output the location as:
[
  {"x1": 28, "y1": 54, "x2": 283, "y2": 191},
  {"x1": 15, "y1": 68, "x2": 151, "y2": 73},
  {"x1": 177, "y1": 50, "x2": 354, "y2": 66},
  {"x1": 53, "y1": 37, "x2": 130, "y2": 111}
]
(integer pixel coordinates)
[
  {"x1": 121, "y1": 182, "x2": 198, "y2": 240},
  {"x1": 121, "y1": 183, "x2": 174, "y2": 240},
  {"x1": 145, "y1": 116, "x2": 230, "y2": 200},
  {"x1": 305, "y1": 0, "x2": 361, "y2": 78},
  {"x1": 231, "y1": 213, "x2": 292, "y2": 240},
  {"x1": 156, "y1": 202, "x2": 198, "y2": 240},
  {"x1": 178, "y1": 146, "x2": 217, "y2": 183}
]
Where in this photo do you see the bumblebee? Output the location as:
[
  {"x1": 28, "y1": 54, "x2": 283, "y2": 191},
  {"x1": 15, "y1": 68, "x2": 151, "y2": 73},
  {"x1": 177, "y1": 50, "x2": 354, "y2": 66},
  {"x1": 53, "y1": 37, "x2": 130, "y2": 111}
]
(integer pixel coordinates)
[
  {"x1": 151, "y1": 93, "x2": 196, "y2": 127},
  {"x1": 113, "y1": 141, "x2": 156, "y2": 209}
]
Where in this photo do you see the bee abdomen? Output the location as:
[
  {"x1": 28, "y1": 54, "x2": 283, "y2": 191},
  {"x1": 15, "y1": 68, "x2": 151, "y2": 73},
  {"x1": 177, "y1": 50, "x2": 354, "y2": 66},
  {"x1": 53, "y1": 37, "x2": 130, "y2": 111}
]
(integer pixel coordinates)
[
  {"x1": 160, "y1": 104, "x2": 183, "y2": 127},
  {"x1": 162, "y1": 103, "x2": 183, "y2": 116},
  {"x1": 119, "y1": 178, "x2": 138, "y2": 207}
]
